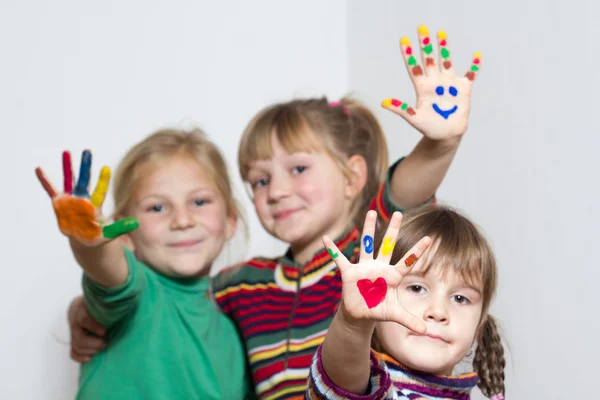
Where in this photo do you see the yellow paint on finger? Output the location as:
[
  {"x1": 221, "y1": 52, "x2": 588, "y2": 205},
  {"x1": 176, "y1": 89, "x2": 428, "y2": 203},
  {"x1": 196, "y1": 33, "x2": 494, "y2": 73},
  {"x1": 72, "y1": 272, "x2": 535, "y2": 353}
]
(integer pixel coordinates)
[
  {"x1": 400, "y1": 37, "x2": 411, "y2": 46},
  {"x1": 381, "y1": 98, "x2": 392, "y2": 108},
  {"x1": 381, "y1": 237, "x2": 396, "y2": 256},
  {"x1": 437, "y1": 30, "x2": 447, "y2": 40},
  {"x1": 418, "y1": 25, "x2": 429, "y2": 36},
  {"x1": 90, "y1": 166, "x2": 111, "y2": 208}
]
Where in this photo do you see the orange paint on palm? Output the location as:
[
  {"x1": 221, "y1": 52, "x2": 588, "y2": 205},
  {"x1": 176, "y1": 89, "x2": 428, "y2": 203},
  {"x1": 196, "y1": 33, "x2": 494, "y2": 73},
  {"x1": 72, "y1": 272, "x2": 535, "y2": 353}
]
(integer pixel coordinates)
[{"x1": 53, "y1": 197, "x2": 101, "y2": 240}]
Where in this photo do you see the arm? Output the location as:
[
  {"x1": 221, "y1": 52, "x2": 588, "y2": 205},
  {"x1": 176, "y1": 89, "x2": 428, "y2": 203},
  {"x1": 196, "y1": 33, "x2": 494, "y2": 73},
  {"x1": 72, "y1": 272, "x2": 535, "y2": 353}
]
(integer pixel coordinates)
[
  {"x1": 35, "y1": 150, "x2": 138, "y2": 287},
  {"x1": 382, "y1": 26, "x2": 481, "y2": 209},
  {"x1": 389, "y1": 137, "x2": 460, "y2": 209},
  {"x1": 314, "y1": 211, "x2": 431, "y2": 397}
]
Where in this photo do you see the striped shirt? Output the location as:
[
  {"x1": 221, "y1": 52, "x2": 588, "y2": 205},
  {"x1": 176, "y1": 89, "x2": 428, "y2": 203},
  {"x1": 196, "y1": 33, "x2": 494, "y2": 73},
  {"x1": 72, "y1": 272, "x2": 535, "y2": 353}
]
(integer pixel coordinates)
[
  {"x1": 307, "y1": 345, "x2": 478, "y2": 400},
  {"x1": 211, "y1": 159, "x2": 430, "y2": 399}
]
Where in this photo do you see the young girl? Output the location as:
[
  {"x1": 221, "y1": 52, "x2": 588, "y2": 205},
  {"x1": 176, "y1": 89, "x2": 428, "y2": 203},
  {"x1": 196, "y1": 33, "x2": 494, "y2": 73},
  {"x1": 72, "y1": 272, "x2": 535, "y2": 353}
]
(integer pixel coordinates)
[
  {"x1": 67, "y1": 26, "x2": 482, "y2": 399},
  {"x1": 310, "y1": 207, "x2": 505, "y2": 399},
  {"x1": 36, "y1": 129, "x2": 250, "y2": 399}
]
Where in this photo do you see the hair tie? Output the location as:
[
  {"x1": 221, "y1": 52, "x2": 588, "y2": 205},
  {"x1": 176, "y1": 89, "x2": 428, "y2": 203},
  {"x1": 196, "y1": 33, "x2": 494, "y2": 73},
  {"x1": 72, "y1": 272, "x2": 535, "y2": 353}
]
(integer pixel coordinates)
[
  {"x1": 490, "y1": 394, "x2": 504, "y2": 400},
  {"x1": 329, "y1": 101, "x2": 349, "y2": 116}
]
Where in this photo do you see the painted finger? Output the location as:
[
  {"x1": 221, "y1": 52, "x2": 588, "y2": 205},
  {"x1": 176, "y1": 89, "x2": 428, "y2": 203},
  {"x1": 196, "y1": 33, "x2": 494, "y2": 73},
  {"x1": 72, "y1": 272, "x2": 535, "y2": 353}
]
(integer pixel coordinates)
[
  {"x1": 35, "y1": 167, "x2": 58, "y2": 198},
  {"x1": 465, "y1": 52, "x2": 482, "y2": 82},
  {"x1": 322, "y1": 235, "x2": 351, "y2": 274},
  {"x1": 360, "y1": 210, "x2": 377, "y2": 262},
  {"x1": 377, "y1": 211, "x2": 403, "y2": 264},
  {"x1": 389, "y1": 307, "x2": 427, "y2": 334},
  {"x1": 394, "y1": 236, "x2": 432, "y2": 275},
  {"x1": 102, "y1": 217, "x2": 139, "y2": 239},
  {"x1": 417, "y1": 25, "x2": 437, "y2": 74},
  {"x1": 74, "y1": 150, "x2": 92, "y2": 198},
  {"x1": 399, "y1": 37, "x2": 424, "y2": 80},
  {"x1": 437, "y1": 30, "x2": 454, "y2": 75},
  {"x1": 90, "y1": 166, "x2": 111, "y2": 208},
  {"x1": 63, "y1": 151, "x2": 74, "y2": 194},
  {"x1": 381, "y1": 98, "x2": 416, "y2": 120}
]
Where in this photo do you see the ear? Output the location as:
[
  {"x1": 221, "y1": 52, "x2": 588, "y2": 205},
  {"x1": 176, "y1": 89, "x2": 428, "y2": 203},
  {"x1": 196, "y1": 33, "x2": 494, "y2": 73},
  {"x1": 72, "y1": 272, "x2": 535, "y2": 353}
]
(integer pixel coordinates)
[
  {"x1": 225, "y1": 214, "x2": 238, "y2": 241},
  {"x1": 344, "y1": 154, "x2": 368, "y2": 200}
]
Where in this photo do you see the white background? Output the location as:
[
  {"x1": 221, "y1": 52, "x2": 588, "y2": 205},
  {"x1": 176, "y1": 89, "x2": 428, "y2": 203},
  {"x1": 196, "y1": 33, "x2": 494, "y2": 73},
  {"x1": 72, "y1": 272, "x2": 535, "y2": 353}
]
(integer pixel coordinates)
[{"x1": 1, "y1": 1, "x2": 597, "y2": 398}]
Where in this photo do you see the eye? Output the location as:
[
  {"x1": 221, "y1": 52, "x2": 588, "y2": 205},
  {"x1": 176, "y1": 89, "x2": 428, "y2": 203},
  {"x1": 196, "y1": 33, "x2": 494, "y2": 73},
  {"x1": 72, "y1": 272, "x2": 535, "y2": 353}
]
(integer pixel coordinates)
[
  {"x1": 435, "y1": 86, "x2": 444, "y2": 96},
  {"x1": 408, "y1": 285, "x2": 426, "y2": 294},
  {"x1": 194, "y1": 199, "x2": 206, "y2": 206},
  {"x1": 252, "y1": 178, "x2": 269, "y2": 189},
  {"x1": 452, "y1": 295, "x2": 470, "y2": 305},
  {"x1": 449, "y1": 86, "x2": 458, "y2": 96},
  {"x1": 292, "y1": 166, "x2": 307, "y2": 174},
  {"x1": 147, "y1": 204, "x2": 164, "y2": 213}
]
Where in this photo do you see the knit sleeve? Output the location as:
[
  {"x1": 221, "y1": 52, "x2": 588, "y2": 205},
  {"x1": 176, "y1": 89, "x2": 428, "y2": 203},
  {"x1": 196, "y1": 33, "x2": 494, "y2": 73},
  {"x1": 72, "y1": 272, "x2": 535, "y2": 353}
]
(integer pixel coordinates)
[{"x1": 305, "y1": 345, "x2": 396, "y2": 400}]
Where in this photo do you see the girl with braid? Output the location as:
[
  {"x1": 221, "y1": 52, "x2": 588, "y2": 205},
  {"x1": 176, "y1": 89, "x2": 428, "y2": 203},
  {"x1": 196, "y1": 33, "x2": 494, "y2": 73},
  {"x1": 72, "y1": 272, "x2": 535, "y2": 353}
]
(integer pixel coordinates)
[{"x1": 307, "y1": 206, "x2": 506, "y2": 399}]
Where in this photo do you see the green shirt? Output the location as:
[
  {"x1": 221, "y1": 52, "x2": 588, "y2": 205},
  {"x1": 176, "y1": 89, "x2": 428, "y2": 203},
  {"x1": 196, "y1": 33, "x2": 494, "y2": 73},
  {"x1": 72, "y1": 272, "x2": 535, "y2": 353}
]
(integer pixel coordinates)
[{"x1": 78, "y1": 248, "x2": 248, "y2": 400}]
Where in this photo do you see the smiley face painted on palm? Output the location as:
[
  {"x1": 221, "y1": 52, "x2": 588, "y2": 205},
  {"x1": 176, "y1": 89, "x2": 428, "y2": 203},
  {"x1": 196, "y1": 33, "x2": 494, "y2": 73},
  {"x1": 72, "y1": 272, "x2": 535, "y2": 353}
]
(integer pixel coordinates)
[{"x1": 432, "y1": 85, "x2": 458, "y2": 119}]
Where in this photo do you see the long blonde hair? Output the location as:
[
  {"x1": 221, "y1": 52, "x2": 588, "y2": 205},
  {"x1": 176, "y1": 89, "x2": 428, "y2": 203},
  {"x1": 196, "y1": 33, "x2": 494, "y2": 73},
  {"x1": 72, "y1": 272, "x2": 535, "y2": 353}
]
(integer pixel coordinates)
[
  {"x1": 374, "y1": 205, "x2": 505, "y2": 397},
  {"x1": 112, "y1": 128, "x2": 244, "y2": 231},
  {"x1": 237, "y1": 96, "x2": 389, "y2": 228}
]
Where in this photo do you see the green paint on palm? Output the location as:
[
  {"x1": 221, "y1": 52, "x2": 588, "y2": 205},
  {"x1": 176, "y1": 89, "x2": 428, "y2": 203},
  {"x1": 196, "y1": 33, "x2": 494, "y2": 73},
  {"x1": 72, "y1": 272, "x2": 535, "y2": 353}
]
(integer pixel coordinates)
[
  {"x1": 401, "y1": 103, "x2": 408, "y2": 111},
  {"x1": 408, "y1": 56, "x2": 417, "y2": 66},
  {"x1": 328, "y1": 248, "x2": 339, "y2": 259},
  {"x1": 423, "y1": 44, "x2": 433, "y2": 55},
  {"x1": 441, "y1": 48, "x2": 450, "y2": 59},
  {"x1": 103, "y1": 217, "x2": 139, "y2": 239},
  {"x1": 471, "y1": 65, "x2": 479, "y2": 72}
]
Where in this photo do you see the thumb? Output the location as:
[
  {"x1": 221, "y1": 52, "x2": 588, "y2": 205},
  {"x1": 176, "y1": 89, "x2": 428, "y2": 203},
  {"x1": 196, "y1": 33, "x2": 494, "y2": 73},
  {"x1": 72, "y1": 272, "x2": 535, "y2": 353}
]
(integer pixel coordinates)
[{"x1": 102, "y1": 217, "x2": 139, "y2": 239}]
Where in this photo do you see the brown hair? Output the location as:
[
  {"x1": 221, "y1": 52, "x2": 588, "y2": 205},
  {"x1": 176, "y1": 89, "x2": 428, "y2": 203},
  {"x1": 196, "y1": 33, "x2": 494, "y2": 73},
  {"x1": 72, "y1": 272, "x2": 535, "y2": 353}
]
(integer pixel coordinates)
[
  {"x1": 372, "y1": 205, "x2": 505, "y2": 397},
  {"x1": 112, "y1": 128, "x2": 244, "y2": 230},
  {"x1": 237, "y1": 96, "x2": 388, "y2": 228}
]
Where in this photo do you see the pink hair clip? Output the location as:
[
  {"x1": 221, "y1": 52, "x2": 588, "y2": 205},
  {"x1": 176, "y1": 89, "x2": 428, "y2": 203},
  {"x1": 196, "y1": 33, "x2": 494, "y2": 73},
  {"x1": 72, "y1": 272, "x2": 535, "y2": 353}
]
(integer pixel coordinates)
[
  {"x1": 490, "y1": 394, "x2": 504, "y2": 400},
  {"x1": 329, "y1": 101, "x2": 349, "y2": 116}
]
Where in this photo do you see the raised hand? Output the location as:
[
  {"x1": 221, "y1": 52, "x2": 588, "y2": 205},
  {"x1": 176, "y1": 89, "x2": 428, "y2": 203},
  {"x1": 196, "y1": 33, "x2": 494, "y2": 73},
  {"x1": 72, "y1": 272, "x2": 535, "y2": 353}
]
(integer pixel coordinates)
[
  {"x1": 35, "y1": 150, "x2": 138, "y2": 245},
  {"x1": 382, "y1": 25, "x2": 481, "y2": 140},
  {"x1": 323, "y1": 210, "x2": 432, "y2": 334}
]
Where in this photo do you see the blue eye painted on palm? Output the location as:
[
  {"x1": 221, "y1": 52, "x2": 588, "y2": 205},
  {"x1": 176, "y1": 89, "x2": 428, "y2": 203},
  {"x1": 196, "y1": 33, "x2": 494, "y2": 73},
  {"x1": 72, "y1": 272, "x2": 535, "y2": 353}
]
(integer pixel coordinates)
[{"x1": 432, "y1": 85, "x2": 458, "y2": 119}]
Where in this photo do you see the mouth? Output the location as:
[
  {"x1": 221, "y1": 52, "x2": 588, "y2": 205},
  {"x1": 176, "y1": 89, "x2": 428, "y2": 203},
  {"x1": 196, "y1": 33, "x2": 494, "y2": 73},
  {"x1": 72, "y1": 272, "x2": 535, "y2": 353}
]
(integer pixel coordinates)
[
  {"x1": 274, "y1": 207, "x2": 302, "y2": 220},
  {"x1": 432, "y1": 104, "x2": 458, "y2": 120},
  {"x1": 417, "y1": 333, "x2": 450, "y2": 343},
  {"x1": 168, "y1": 239, "x2": 203, "y2": 248}
]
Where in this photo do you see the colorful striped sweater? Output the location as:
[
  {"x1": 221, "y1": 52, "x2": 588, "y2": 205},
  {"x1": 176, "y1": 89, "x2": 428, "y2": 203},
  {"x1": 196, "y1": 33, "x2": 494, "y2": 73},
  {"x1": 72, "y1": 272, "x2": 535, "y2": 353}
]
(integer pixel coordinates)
[
  {"x1": 306, "y1": 345, "x2": 478, "y2": 399},
  {"x1": 211, "y1": 159, "x2": 429, "y2": 399}
]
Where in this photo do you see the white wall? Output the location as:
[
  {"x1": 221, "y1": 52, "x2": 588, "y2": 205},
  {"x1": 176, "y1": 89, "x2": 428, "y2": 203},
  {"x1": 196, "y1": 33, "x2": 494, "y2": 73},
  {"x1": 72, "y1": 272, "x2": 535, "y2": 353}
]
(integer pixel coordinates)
[
  {"x1": 0, "y1": 1, "x2": 348, "y2": 398},
  {"x1": 348, "y1": 1, "x2": 599, "y2": 398}
]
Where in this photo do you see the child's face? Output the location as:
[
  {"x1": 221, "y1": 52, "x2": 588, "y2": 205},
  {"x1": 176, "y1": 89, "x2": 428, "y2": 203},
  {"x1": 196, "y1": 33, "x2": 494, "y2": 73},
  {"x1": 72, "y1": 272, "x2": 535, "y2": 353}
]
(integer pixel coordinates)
[
  {"x1": 125, "y1": 155, "x2": 236, "y2": 278},
  {"x1": 247, "y1": 133, "x2": 352, "y2": 252},
  {"x1": 376, "y1": 248, "x2": 483, "y2": 375}
]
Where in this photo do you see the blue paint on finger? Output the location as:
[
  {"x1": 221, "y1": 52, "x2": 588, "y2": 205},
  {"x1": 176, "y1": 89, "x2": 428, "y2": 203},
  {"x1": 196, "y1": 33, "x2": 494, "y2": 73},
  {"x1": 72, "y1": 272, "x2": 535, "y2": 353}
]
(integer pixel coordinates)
[
  {"x1": 74, "y1": 150, "x2": 92, "y2": 197},
  {"x1": 363, "y1": 235, "x2": 374, "y2": 254}
]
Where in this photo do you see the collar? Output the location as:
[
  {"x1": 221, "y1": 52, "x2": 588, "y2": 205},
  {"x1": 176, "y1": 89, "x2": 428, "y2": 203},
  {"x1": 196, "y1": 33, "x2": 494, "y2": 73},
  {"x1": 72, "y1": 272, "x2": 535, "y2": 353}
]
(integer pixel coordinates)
[
  {"x1": 376, "y1": 352, "x2": 478, "y2": 399},
  {"x1": 274, "y1": 227, "x2": 359, "y2": 291}
]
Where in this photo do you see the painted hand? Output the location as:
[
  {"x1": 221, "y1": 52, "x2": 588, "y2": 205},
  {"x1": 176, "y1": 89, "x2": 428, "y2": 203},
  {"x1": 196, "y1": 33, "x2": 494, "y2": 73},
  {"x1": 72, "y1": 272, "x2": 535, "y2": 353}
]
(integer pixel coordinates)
[
  {"x1": 382, "y1": 25, "x2": 481, "y2": 140},
  {"x1": 35, "y1": 150, "x2": 138, "y2": 245},
  {"x1": 323, "y1": 210, "x2": 431, "y2": 333}
]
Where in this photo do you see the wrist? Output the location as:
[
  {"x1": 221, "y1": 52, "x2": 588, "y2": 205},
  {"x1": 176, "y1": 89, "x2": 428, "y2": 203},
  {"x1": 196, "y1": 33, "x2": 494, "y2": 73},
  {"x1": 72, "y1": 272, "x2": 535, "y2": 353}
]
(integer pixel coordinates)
[
  {"x1": 338, "y1": 301, "x2": 376, "y2": 336},
  {"x1": 418, "y1": 136, "x2": 461, "y2": 159}
]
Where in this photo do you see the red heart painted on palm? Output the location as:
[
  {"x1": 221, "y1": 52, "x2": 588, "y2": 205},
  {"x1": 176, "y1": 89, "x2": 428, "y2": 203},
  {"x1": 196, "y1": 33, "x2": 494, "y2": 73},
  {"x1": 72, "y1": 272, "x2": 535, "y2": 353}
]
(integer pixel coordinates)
[{"x1": 357, "y1": 278, "x2": 387, "y2": 309}]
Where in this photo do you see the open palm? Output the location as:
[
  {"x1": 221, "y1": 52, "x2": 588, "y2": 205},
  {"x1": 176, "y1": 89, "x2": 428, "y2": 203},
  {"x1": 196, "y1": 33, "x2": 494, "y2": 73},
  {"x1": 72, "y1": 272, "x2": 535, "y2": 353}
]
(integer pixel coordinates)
[
  {"x1": 382, "y1": 25, "x2": 481, "y2": 140},
  {"x1": 35, "y1": 150, "x2": 138, "y2": 245},
  {"x1": 323, "y1": 210, "x2": 431, "y2": 333}
]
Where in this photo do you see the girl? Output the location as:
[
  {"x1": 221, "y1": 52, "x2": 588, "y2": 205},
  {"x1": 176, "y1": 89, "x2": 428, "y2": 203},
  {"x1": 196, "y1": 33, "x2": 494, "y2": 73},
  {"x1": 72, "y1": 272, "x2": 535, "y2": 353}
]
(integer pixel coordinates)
[
  {"x1": 36, "y1": 129, "x2": 250, "y2": 399},
  {"x1": 68, "y1": 26, "x2": 481, "y2": 399},
  {"x1": 310, "y1": 207, "x2": 505, "y2": 399}
]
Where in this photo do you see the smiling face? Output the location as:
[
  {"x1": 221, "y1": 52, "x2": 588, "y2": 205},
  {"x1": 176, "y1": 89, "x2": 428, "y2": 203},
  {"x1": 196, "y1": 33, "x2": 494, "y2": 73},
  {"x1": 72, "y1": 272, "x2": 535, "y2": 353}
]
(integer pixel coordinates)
[
  {"x1": 124, "y1": 154, "x2": 236, "y2": 278},
  {"x1": 432, "y1": 85, "x2": 459, "y2": 119}
]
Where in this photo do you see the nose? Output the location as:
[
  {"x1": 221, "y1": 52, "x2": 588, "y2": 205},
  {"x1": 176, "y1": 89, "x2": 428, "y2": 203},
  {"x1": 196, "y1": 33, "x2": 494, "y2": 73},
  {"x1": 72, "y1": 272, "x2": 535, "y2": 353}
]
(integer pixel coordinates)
[
  {"x1": 267, "y1": 170, "x2": 292, "y2": 201},
  {"x1": 170, "y1": 206, "x2": 196, "y2": 230},
  {"x1": 423, "y1": 295, "x2": 449, "y2": 324}
]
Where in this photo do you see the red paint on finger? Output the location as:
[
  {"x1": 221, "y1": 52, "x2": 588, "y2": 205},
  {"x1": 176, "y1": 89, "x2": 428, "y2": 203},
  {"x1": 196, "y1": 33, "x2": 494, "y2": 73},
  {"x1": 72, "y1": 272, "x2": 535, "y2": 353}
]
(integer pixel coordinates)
[
  {"x1": 391, "y1": 99, "x2": 402, "y2": 107},
  {"x1": 426, "y1": 57, "x2": 435, "y2": 67},
  {"x1": 407, "y1": 108, "x2": 416, "y2": 116},
  {"x1": 36, "y1": 167, "x2": 58, "y2": 198},
  {"x1": 443, "y1": 60, "x2": 452, "y2": 70},
  {"x1": 412, "y1": 66, "x2": 424, "y2": 76},
  {"x1": 63, "y1": 151, "x2": 73, "y2": 193},
  {"x1": 357, "y1": 278, "x2": 387, "y2": 309}
]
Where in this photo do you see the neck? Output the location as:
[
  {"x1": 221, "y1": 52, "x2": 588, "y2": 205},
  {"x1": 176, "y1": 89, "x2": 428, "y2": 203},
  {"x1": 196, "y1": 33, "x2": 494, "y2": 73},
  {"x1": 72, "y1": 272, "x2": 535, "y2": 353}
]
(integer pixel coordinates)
[{"x1": 290, "y1": 218, "x2": 351, "y2": 264}]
